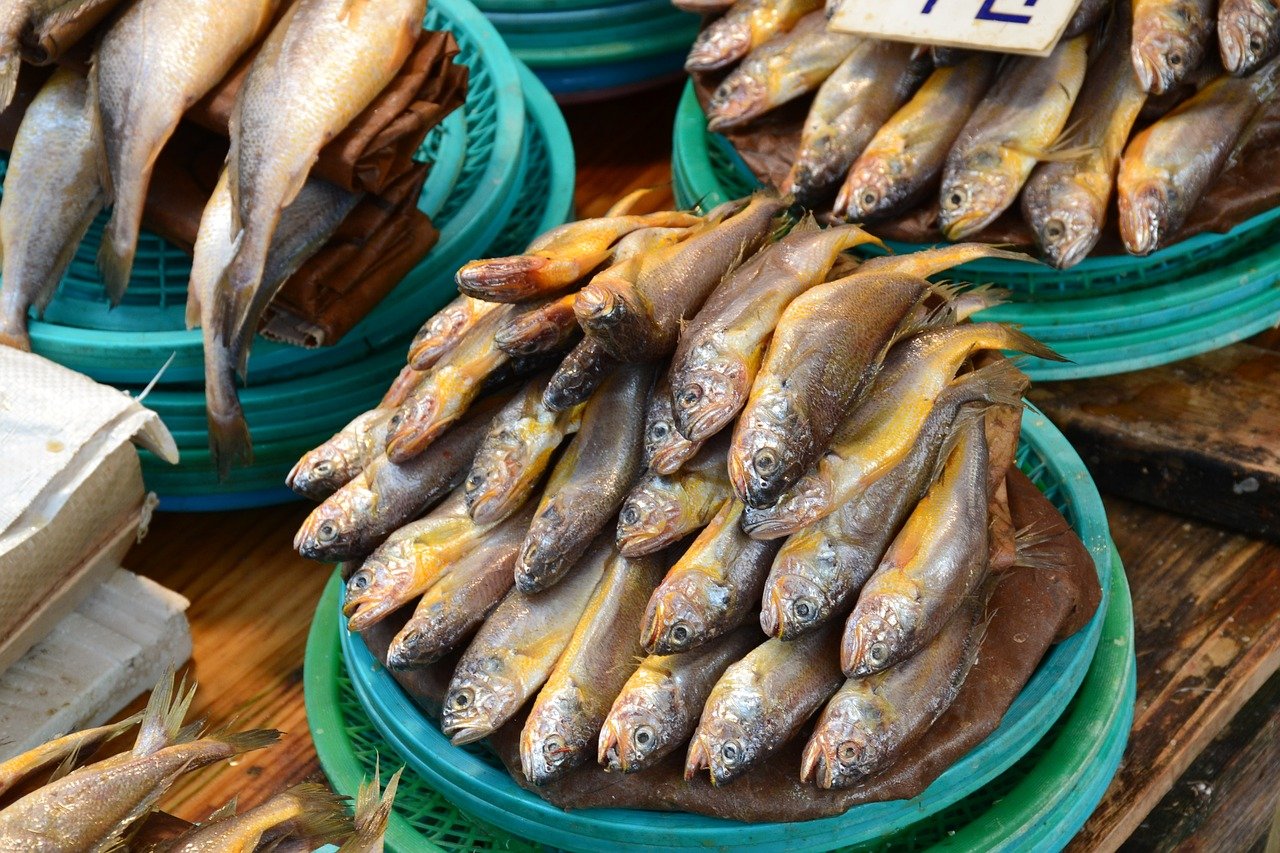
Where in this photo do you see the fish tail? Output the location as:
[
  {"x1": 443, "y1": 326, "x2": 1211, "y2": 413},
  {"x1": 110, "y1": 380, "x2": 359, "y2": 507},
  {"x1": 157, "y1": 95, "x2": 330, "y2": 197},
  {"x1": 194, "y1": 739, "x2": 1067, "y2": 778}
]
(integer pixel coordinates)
[
  {"x1": 984, "y1": 324, "x2": 1068, "y2": 363},
  {"x1": 133, "y1": 670, "x2": 198, "y2": 757},
  {"x1": 207, "y1": 726, "x2": 284, "y2": 755},
  {"x1": 273, "y1": 783, "x2": 354, "y2": 846},
  {"x1": 1011, "y1": 519, "x2": 1062, "y2": 571},
  {"x1": 0, "y1": 53, "x2": 18, "y2": 112},
  {"x1": 97, "y1": 215, "x2": 139, "y2": 306},
  {"x1": 207, "y1": 395, "x2": 253, "y2": 481},
  {"x1": 962, "y1": 358, "x2": 1031, "y2": 409},
  {"x1": 339, "y1": 767, "x2": 401, "y2": 852}
]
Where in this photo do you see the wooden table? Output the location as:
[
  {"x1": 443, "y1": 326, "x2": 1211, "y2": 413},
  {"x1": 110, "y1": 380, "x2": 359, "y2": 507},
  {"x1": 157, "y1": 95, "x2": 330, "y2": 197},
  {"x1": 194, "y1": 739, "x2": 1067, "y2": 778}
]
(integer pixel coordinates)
[{"x1": 126, "y1": 81, "x2": 1280, "y2": 849}]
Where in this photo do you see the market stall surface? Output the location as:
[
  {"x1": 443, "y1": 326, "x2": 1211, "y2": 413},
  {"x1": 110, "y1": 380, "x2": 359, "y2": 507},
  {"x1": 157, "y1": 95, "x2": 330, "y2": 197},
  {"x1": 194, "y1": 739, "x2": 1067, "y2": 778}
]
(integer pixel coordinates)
[{"x1": 125, "y1": 83, "x2": 1280, "y2": 851}]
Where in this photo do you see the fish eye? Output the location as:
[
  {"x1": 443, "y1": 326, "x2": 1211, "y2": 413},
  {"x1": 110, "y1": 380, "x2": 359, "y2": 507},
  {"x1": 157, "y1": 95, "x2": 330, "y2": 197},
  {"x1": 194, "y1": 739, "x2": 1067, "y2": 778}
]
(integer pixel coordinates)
[
  {"x1": 348, "y1": 571, "x2": 371, "y2": 592},
  {"x1": 465, "y1": 473, "x2": 484, "y2": 492},
  {"x1": 868, "y1": 641, "x2": 889, "y2": 666},
  {"x1": 389, "y1": 414, "x2": 403, "y2": 429},
  {"x1": 678, "y1": 386, "x2": 703, "y2": 409},
  {"x1": 792, "y1": 598, "x2": 817, "y2": 621},
  {"x1": 1251, "y1": 36, "x2": 1265, "y2": 53},
  {"x1": 648, "y1": 421, "x2": 670, "y2": 441},
  {"x1": 669, "y1": 622, "x2": 691, "y2": 648},
  {"x1": 752, "y1": 448, "x2": 779, "y2": 475},
  {"x1": 1044, "y1": 218, "x2": 1066, "y2": 240},
  {"x1": 861, "y1": 190, "x2": 878, "y2": 209},
  {"x1": 448, "y1": 688, "x2": 474, "y2": 710},
  {"x1": 837, "y1": 741, "x2": 859, "y2": 765},
  {"x1": 317, "y1": 522, "x2": 339, "y2": 543},
  {"x1": 313, "y1": 461, "x2": 333, "y2": 476},
  {"x1": 1168, "y1": 51, "x2": 1183, "y2": 66},
  {"x1": 720, "y1": 740, "x2": 743, "y2": 767},
  {"x1": 633, "y1": 725, "x2": 655, "y2": 749},
  {"x1": 620, "y1": 504, "x2": 640, "y2": 527},
  {"x1": 944, "y1": 188, "x2": 967, "y2": 210},
  {"x1": 543, "y1": 734, "x2": 567, "y2": 763}
]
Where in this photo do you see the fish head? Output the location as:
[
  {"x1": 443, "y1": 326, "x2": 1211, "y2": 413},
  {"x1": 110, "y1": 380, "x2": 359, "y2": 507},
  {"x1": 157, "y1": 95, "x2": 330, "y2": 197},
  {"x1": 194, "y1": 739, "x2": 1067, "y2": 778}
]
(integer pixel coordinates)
[
  {"x1": 286, "y1": 440, "x2": 361, "y2": 500},
  {"x1": 706, "y1": 66, "x2": 769, "y2": 132},
  {"x1": 573, "y1": 282, "x2": 636, "y2": 337},
  {"x1": 841, "y1": 595, "x2": 919, "y2": 677},
  {"x1": 464, "y1": 429, "x2": 526, "y2": 524},
  {"x1": 729, "y1": 386, "x2": 809, "y2": 508},
  {"x1": 1131, "y1": 7, "x2": 1204, "y2": 93},
  {"x1": 739, "y1": 473, "x2": 833, "y2": 539},
  {"x1": 410, "y1": 303, "x2": 470, "y2": 366},
  {"x1": 520, "y1": 691, "x2": 590, "y2": 785},
  {"x1": 939, "y1": 147, "x2": 1017, "y2": 241},
  {"x1": 293, "y1": 489, "x2": 375, "y2": 562},
  {"x1": 514, "y1": 509, "x2": 573, "y2": 593},
  {"x1": 642, "y1": 575, "x2": 720, "y2": 654},
  {"x1": 686, "y1": 19, "x2": 751, "y2": 72},
  {"x1": 1025, "y1": 177, "x2": 1105, "y2": 270},
  {"x1": 671, "y1": 351, "x2": 750, "y2": 442},
  {"x1": 386, "y1": 603, "x2": 450, "y2": 670},
  {"x1": 456, "y1": 255, "x2": 549, "y2": 301},
  {"x1": 442, "y1": 654, "x2": 520, "y2": 745},
  {"x1": 799, "y1": 691, "x2": 885, "y2": 789},
  {"x1": 1117, "y1": 179, "x2": 1170, "y2": 257},
  {"x1": 645, "y1": 399, "x2": 703, "y2": 476},
  {"x1": 685, "y1": 690, "x2": 765, "y2": 785},
  {"x1": 599, "y1": 675, "x2": 678, "y2": 773},
  {"x1": 762, "y1": 562, "x2": 836, "y2": 640},
  {"x1": 1221, "y1": 6, "x2": 1278, "y2": 73},
  {"x1": 616, "y1": 482, "x2": 685, "y2": 556},
  {"x1": 837, "y1": 156, "x2": 910, "y2": 222},
  {"x1": 342, "y1": 556, "x2": 414, "y2": 632}
]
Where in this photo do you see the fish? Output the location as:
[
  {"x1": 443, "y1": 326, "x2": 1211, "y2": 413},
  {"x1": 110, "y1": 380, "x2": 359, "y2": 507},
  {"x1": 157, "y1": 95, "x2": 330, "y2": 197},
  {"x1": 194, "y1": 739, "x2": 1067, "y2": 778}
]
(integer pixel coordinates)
[
  {"x1": 598, "y1": 625, "x2": 760, "y2": 774},
  {"x1": 641, "y1": 500, "x2": 781, "y2": 654},
  {"x1": 685, "y1": 0, "x2": 822, "y2": 72},
  {"x1": 0, "y1": 713, "x2": 140, "y2": 796},
  {"x1": 542, "y1": 336, "x2": 619, "y2": 412},
  {"x1": 187, "y1": 169, "x2": 360, "y2": 478},
  {"x1": 801, "y1": 593, "x2": 983, "y2": 789},
  {"x1": 1022, "y1": 5, "x2": 1147, "y2": 269},
  {"x1": 684, "y1": 624, "x2": 842, "y2": 786},
  {"x1": 938, "y1": 36, "x2": 1090, "y2": 240},
  {"x1": 465, "y1": 374, "x2": 585, "y2": 525},
  {"x1": 454, "y1": 211, "x2": 701, "y2": 303},
  {"x1": 441, "y1": 534, "x2": 613, "y2": 745},
  {"x1": 222, "y1": 0, "x2": 424, "y2": 345},
  {"x1": 859, "y1": 244, "x2": 1037, "y2": 278},
  {"x1": 705, "y1": 12, "x2": 861, "y2": 131},
  {"x1": 93, "y1": 0, "x2": 282, "y2": 304},
  {"x1": 783, "y1": 40, "x2": 926, "y2": 206},
  {"x1": 1065, "y1": 0, "x2": 1113, "y2": 37},
  {"x1": 616, "y1": 433, "x2": 733, "y2": 556},
  {"x1": 519, "y1": 549, "x2": 664, "y2": 785},
  {"x1": 0, "y1": 1, "x2": 56, "y2": 109},
  {"x1": 1221, "y1": 0, "x2": 1280, "y2": 74},
  {"x1": 644, "y1": 368, "x2": 707, "y2": 475},
  {"x1": 0, "y1": 69, "x2": 106, "y2": 352},
  {"x1": 337, "y1": 765, "x2": 401, "y2": 853},
  {"x1": 728, "y1": 271, "x2": 932, "y2": 509},
  {"x1": 741, "y1": 333, "x2": 1050, "y2": 539},
  {"x1": 385, "y1": 501, "x2": 535, "y2": 669},
  {"x1": 757, "y1": 364, "x2": 1026, "y2": 638},
  {"x1": 494, "y1": 293, "x2": 580, "y2": 358},
  {"x1": 294, "y1": 391, "x2": 510, "y2": 562},
  {"x1": 1132, "y1": 0, "x2": 1215, "y2": 94},
  {"x1": 384, "y1": 305, "x2": 515, "y2": 463},
  {"x1": 603, "y1": 186, "x2": 670, "y2": 217},
  {"x1": 836, "y1": 56, "x2": 997, "y2": 223},
  {"x1": 514, "y1": 363, "x2": 650, "y2": 592},
  {"x1": 287, "y1": 407, "x2": 395, "y2": 500},
  {"x1": 408, "y1": 295, "x2": 501, "y2": 370},
  {"x1": 163, "y1": 783, "x2": 352, "y2": 852},
  {"x1": 841, "y1": 412, "x2": 990, "y2": 677},
  {"x1": 669, "y1": 219, "x2": 881, "y2": 443},
  {"x1": 342, "y1": 488, "x2": 502, "y2": 631},
  {"x1": 576, "y1": 194, "x2": 788, "y2": 363},
  {"x1": 1117, "y1": 65, "x2": 1280, "y2": 255}
]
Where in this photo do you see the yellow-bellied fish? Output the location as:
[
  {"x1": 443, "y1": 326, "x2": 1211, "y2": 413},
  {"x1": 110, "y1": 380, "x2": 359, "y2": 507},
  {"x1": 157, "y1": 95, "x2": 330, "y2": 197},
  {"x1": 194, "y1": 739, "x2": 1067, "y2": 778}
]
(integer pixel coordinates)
[
  {"x1": 1132, "y1": 0, "x2": 1215, "y2": 94},
  {"x1": 1221, "y1": 0, "x2": 1280, "y2": 74},
  {"x1": 686, "y1": 0, "x2": 821, "y2": 72},
  {"x1": 616, "y1": 433, "x2": 733, "y2": 556}
]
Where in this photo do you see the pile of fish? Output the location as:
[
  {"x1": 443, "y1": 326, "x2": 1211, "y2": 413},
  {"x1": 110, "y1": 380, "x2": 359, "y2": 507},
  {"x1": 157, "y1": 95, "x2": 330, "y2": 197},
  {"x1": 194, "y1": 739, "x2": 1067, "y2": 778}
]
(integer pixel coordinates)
[
  {"x1": 684, "y1": 0, "x2": 1280, "y2": 267},
  {"x1": 0, "y1": 0, "x2": 428, "y2": 477},
  {"x1": 0, "y1": 672, "x2": 396, "y2": 851},
  {"x1": 290, "y1": 191, "x2": 1096, "y2": 798}
]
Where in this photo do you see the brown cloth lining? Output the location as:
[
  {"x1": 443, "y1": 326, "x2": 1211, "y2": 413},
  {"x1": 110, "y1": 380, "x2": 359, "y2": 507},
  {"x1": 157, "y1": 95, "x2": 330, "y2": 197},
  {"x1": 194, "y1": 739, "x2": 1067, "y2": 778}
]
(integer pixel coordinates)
[
  {"x1": 692, "y1": 71, "x2": 1280, "y2": 252},
  {"x1": 360, "y1": 465, "x2": 1101, "y2": 822}
]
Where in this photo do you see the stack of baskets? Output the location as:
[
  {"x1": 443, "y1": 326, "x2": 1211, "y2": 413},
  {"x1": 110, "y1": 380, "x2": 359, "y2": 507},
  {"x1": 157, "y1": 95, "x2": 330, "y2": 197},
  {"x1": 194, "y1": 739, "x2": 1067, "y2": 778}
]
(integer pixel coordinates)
[
  {"x1": 671, "y1": 83, "x2": 1280, "y2": 382},
  {"x1": 472, "y1": 0, "x2": 700, "y2": 102},
  {"x1": 0, "y1": 0, "x2": 576, "y2": 511},
  {"x1": 304, "y1": 407, "x2": 1136, "y2": 852}
]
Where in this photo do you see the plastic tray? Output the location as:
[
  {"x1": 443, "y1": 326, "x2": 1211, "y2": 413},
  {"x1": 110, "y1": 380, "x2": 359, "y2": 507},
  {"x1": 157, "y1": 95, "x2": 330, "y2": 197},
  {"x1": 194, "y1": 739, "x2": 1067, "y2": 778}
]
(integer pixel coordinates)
[
  {"x1": 306, "y1": 548, "x2": 1133, "y2": 853},
  {"x1": 484, "y1": 0, "x2": 684, "y2": 31},
  {"x1": 332, "y1": 407, "x2": 1114, "y2": 851},
  {"x1": 533, "y1": 51, "x2": 689, "y2": 100},
  {"x1": 505, "y1": 22, "x2": 699, "y2": 69}
]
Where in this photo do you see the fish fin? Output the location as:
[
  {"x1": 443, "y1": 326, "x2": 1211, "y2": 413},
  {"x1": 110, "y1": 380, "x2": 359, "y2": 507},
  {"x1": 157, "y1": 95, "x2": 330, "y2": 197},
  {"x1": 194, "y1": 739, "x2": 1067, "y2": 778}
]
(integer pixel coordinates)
[
  {"x1": 273, "y1": 783, "x2": 354, "y2": 846},
  {"x1": 340, "y1": 766, "x2": 401, "y2": 851},
  {"x1": 789, "y1": 212, "x2": 824, "y2": 237},
  {"x1": 40, "y1": 0, "x2": 119, "y2": 33},
  {"x1": 1010, "y1": 519, "x2": 1062, "y2": 570},
  {"x1": 983, "y1": 323, "x2": 1068, "y2": 363},
  {"x1": 0, "y1": 328, "x2": 31, "y2": 351},
  {"x1": 956, "y1": 357, "x2": 1031, "y2": 409},
  {"x1": 85, "y1": 60, "x2": 113, "y2": 204},
  {"x1": 89, "y1": 759, "x2": 196, "y2": 853},
  {"x1": 46, "y1": 744, "x2": 83, "y2": 785},
  {"x1": 133, "y1": 670, "x2": 197, "y2": 757},
  {"x1": 97, "y1": 224, "x2": 136, "y2": 307},
  {"x1": 206, "y1": 726, "x2": 283, "y2": 755},
  {"x1": 206, "y1": 796, "x2": 238, "y2": 822},
  {"x1": 927, "y1": 401, "x2": 990, "y2": 484},
  {"x1": 0, "y1": 54, "x2": 17, "y2": 113},
  {"x1": 205, "y1": 343, "x2": 253, "y2": 481},
  {"x1": 605, "y1": 185, "x2": 669, "y2": 217}
]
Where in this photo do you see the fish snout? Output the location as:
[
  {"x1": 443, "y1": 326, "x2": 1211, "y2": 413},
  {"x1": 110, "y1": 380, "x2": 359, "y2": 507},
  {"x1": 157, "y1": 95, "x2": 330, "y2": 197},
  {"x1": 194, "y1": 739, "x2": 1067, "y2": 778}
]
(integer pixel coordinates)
[
  {"x1": 616, "y1": 492, "x2": 682, "y2": 556},
  {"x1": 685, "y1": 23, "x2": 750, "y2": 73},
  {"x1": 706, "y1": 75, "x2": 768, "y2": 132},
  {"x1": 841, "y1": 608, "x2": 905, "y2": 677},
  {"x1": 1118, "y1": 184, "x2": 1168, "y2": 257},
  {"x1": 672, "y1": 368, "x2": 742, "y2": 442},
  {"x1": 456, "y1": 255, "x2": 549, "y2": 301},
  {"x1": 386, "y1": 624, "x2": 427, "y2": 671},
  {"x1": 573, "y1": 284, "x2": 628, "y2": 331}
]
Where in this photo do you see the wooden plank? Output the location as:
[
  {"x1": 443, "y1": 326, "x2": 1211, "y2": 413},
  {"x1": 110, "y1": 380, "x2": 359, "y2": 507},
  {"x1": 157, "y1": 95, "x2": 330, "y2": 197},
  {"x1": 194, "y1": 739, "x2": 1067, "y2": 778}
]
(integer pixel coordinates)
[
  {"x1": 1068, "y1": 497, "x2": 1280, "y2": 851},
  {"x1": 1028, "y1": 335, "x2": 1280, "y2": 540}
]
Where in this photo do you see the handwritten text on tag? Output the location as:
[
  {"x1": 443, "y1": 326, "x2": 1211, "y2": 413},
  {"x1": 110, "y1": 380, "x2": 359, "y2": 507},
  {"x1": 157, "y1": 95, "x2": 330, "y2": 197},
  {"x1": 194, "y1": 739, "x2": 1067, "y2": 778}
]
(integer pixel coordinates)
[{"x1": 829, "y1": 0, "x2": 1085, "y2": 57}]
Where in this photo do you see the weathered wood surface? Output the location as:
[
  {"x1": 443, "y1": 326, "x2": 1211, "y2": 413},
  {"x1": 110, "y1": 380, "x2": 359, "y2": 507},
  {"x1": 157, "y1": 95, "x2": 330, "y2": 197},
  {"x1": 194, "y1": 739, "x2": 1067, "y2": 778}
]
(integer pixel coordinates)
[{"x1": 1029, "y1": 333, "x2": 1280, "y2": 541}]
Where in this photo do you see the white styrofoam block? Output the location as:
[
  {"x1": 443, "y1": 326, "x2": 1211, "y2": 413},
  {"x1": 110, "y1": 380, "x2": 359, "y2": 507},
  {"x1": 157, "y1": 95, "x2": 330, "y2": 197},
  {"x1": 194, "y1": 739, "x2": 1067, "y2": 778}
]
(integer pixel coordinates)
[{"x1": 0, "y1": 568, "x2": 191, "y2": 760}]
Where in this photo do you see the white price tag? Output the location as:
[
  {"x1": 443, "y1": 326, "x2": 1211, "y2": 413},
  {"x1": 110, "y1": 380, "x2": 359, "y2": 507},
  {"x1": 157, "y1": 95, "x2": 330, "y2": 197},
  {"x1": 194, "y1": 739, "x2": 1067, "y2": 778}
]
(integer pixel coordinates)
[{"x1": 829, "y1": 0, "x2": 1086, "y2": 57}]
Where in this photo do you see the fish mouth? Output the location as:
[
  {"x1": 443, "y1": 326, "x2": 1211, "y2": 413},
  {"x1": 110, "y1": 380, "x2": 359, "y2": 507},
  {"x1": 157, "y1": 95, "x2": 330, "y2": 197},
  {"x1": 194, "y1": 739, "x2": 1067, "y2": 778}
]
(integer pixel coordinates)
[
  {"x1": 616, "y1": 499, "x2": 683, "y2": 557},
  {"x1": 1118, "y1": 186, "x2": 1166, "y2": 257},
  {"x1": 683, "y1": 734, "x2": 711, "y2": 781},
  {"x1": 648, "y1": 435, "x2": 702, "y2": 476},
  {"x1": 1220, "y1": 27, "x2": 1249, "y2": 73},
  {"x1": 640, "y1": 599, "x2": 666, "y2": 653},
  {"x1": 739, "y1": 476, "x2": 832, "y2": 540},
  {"x1": 573, "y1": 285, "x2": 628, "y2": 331},
  {"x1": 344, "y1": 596, "x2": 398, "y2": 633},
  {"x1": 841, "y1": 611, "x2": 903, "y2": 677},
  {"x1": 386, "y1": 626, "x2": 429, "y2": 671},
  {"x1": 385, "y1": 407, "x2": 442, "y2": 464},
  {"x1": 800, "y1": 738, "x2": 830, "y2": 787},
  {"x1": 835, "y1": 169, "x2": 894, "y2": 222},
  {"x1": 597, "y1": 720, "x2": 628, "y2": 771},
  {"x1": 1130, "y1": 40, "x2": 1188, "y2": 95},
  {"x1": 286, "y1": 456, "x2": 327, "y2": 499},
  {"x1": 939, "y1": 203, "x2": 1000, "y2": 243},
  {"x1": 444, "y1": 718, "x2": 494, "y2": 746},
  {"x1": 706, "y1": 75, "x2": 767, "y2": 132},
  {"x1": 514, "y1": 540, "x2": 565, "y2": 593},
  {"x1": 685, "y1": 24, "x2": 750, "y2": 73},
  {"x1": 671, "y1": 370, "x2": 743, "y2": 442},
  {"x1": 455, "y1": 255, "x2": 548, "y2": 302}
]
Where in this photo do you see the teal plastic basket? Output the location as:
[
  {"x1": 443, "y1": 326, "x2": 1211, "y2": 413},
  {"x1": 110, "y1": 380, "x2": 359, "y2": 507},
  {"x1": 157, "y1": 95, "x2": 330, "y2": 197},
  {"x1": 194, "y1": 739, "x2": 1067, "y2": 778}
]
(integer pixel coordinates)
[
  {"x1": 328, "y1": 408, "x2": 1117, "y2": 852},
  {"x1": 137, "y1": 61, "x2": 575, "y2": 508},
  {"x1": 306, "y1": 540, "x2": 1133, "y2": 852},
  {"x1": 499, "y1": 17, "x2": 700, "y2": 69},
  {"x1": 485, "y1": 0, "x2": 682, "y2": 31}
]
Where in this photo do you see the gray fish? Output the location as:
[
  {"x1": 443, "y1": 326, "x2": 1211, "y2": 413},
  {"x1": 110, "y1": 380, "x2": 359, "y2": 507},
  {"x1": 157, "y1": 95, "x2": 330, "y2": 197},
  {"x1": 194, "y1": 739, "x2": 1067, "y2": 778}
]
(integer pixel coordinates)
[
  {"x1": 494, "y1": 293, "x2": 580, "y2": 358},
  {"x1": 543, "y1": 337, "x2": 619, "y2": 413},
  {"x1": 685, "y1": 0, "x2": 821, "y2": 73},
  {"x1": 287, "y1": 407, "x2": 395, "y2": 500}
]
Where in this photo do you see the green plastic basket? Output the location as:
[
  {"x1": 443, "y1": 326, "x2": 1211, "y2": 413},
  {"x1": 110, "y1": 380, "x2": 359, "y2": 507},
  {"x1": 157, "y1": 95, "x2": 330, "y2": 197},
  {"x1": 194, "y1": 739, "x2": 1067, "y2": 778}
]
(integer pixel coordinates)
[{"x1": 305, "y1": 549, "x2": 1133, "y2": 853}]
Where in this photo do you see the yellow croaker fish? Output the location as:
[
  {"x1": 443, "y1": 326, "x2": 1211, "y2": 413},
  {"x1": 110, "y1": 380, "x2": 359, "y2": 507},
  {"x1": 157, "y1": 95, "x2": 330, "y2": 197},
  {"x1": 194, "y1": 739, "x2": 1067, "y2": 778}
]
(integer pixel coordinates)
[
  {"x1": 409, "y1": 295, "x2": 501, "y2": 370},
  {"x1": 0, "y1": 674, "x2": 279, "y2": 852},
  {"x1": 441, "y1": 535, "x2": 613, "y2": 745},
  {"x1": 685, "y1": 625, "x2": 842, "y2": 786},
  {"x1": 384, "y1": 305, "x2": 516, "y2": 464},
  {"x1": 385, "y1": 501, "x2": 535, "y2": 669},
  {"x1": 842, "y1": 413, "x2": 990, "y2": 677},
  {"x1": 641, "y1": 500, "x2": 780, "y2": 654},
  {"x1": 685, "y1": 0, "x2": 821, "y2": 72},
  {"x1": 520, "y1": 548, "x2": 664, "y2": 785},
  {"x1": 542, "y1": 336, "x2": 619, "y2": 412},
  {"x1": 857, "y1": 243, "x2": 1036, "y2": 277},
  {"x1": 1132, "y1": 0, "x2": 1215, "y2": 94},
  {"x1": 741, "y1": 330, "x2": 1058, "y2": 539},
  {"x1": 1117, "y1": 63, "x2": 1280, "y2": 255},
  {"x1": 598, "y1": 625, "x2": 759, "y2": 774},
  {"x1": 1221, "y1": 0, "x2": 1280, "y2": 74},
  {"x1": 454, "y1": 211, "x2": 701, "y2": 303},
  {"x1": 379, "y1": 364, "x2": 427, "y2": 409},
  {"x1": 222, "y1": 0, "x2": 425, "y2": 344},
  {"x1": 0, "y1": 69, "x2": 105, "y2": 351},
  {"x1": 287, "y1": 407, "x2": 395, "y2": 500},
  {"x1": 643, "y1": 369, "x2": 706, "y2": 475},
  {"x1": 93, "y1": 0, "x2": 282, "y2": 303},
  {"x1": 802, "y1": 593, "x2": 983, "y2": 789},
  {"x1": 0, "y1": 712, "x2": 140, "y2": 796},
  {"x1": 494, "y1": 293, "x2": 580, "y2": 358},
  {"x1": 836, "y1": 56, "x2": 997, "y2": 223},
  {"x1": 342, "y1": 488, "x2": 501, "y2": 631},
  {"x1": 1022, "y1": 5, "x2": 1147, "y2": 269},
  {"x1": 783, "y1": 40, "x2": 926, "y2": 206},
  {"x1": 669, "y1": 219, "x2": 881, "y2": 444},
  {"x1": 705, "y1": 12, "x2": 861, "y2": 131},
  {"x1": 465, "y1": 373, "x2": 585, "y2": 525},
  {"x1": 163, "y1": 783, "x2": 352, "y2": 852},
  {"x1": 616, "y1": 433, "x2": 733, "y2": 557},
  {"x1": 938, "y1": 36, "x2": 1090, "y2": 240}
]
